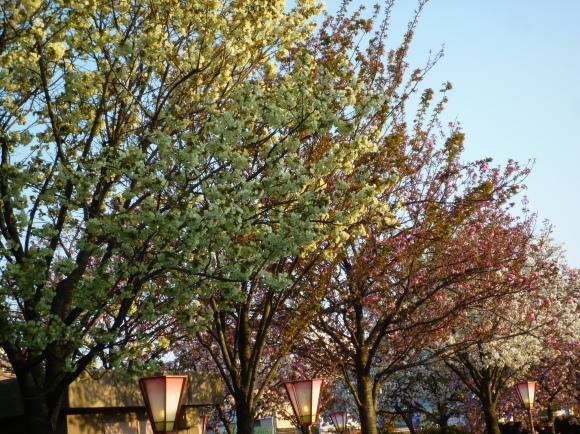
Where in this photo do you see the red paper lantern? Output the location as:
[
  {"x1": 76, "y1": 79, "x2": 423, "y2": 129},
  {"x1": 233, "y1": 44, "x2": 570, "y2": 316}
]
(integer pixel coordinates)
[
  {"x1": 514, "y1": 382, "x2": 537, "y2": 409},
  {"x1": 283, "y1": 379, "x2": 325, "y2": 426},
  {"x1": 329, "y1": 411, "x2": 348, "y2": 433},
  {"x1": 139, "y1": 375, "x2": 188, "y2": 433}
]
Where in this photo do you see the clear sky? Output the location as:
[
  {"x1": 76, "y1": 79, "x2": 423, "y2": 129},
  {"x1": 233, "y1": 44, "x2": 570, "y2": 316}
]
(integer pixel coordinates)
[{"x1": 317, "y1": 0, "x2": 580, "y2": 267}]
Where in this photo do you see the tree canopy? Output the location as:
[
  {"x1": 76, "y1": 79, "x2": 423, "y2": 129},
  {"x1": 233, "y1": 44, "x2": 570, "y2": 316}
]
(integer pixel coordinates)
[
  {"x1": 0, "y1": 0, "x2": 393, "y2": 432},
  {"x1": 2, "y1": 1, "x2": 578, "y2": 434}
]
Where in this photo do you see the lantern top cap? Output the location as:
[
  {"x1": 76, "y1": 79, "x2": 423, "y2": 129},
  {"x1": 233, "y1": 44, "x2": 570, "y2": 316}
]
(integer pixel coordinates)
[
  {"x1": 283, "y1": 378, "x2": 325, "y2": 383},
  {"x1": 140, "y1": 374, "x2": 188, "y2": 379},
  {"x1": 138, "y1": 374, "x2": 189, "y2": 386},
  {"x1": 514, "y1": 381, "x2": 537, "y2": 391}
]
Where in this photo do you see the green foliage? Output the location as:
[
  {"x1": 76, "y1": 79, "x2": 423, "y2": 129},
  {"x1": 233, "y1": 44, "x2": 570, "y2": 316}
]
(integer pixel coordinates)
[{"x1": 0, "y1": 0, "x2": 406, "y2": 430}]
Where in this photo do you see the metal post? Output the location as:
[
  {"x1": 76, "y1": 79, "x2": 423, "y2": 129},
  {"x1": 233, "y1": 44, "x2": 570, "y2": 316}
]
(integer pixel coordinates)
[{"x1": 527, "y1": 407, "x2": 535, "y2": 434}]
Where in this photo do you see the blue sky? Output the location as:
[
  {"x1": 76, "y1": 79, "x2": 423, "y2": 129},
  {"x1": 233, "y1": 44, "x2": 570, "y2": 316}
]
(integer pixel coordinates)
[{"x1": 318, "y1": 0, "x2": 580, "y2": 267}]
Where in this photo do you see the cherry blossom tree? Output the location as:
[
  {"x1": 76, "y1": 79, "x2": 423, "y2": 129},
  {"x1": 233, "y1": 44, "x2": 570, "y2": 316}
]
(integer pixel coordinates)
[
  {"x1": 531, "y1": 342, "x2": 580, "y2": 434},
  {"x1": 442, "y1": 248, "x2": 579, "y2": 434},
  {"x1": 494, "y1": 318, "x2": 580, "y2": 434},
  {"x1": 303, "y1": 144, "x2": 550, "y2": 430},
  {"x1": 296, "y1": 106, "x2": 551, "y2": 434},
  {"x1": 378, "y1": 361, "x2": 469, "y2": 434},
  {"x1": 165, "y1": 2, "x2": 478, "y2": 433},
  {"x1": 4, "y1": 2, "x2": 572, "y2": 434},
  {"x1": 0, "y1": 0, "x2": 404, "y2": 432}
]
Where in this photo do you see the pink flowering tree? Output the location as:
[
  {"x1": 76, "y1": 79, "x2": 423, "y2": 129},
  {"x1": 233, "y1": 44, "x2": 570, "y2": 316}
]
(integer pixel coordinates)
[
  {"x1": 297, "y1": 136, "x2": 549, "y2": 434},
  {"x1": 442, "y1": 251, "x2": 579, "y2": 434},
  {"x1": 532, "y1": 341, "x2": 580, "y2": 433}
]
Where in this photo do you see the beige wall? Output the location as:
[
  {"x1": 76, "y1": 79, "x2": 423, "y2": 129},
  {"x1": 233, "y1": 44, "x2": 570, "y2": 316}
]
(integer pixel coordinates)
[
  {"x1": 62, "y1": 372, "x2": 222, "y2": 434},
  {"x1": 66, "y1": 406, "x2": 203, "y2": 434}
]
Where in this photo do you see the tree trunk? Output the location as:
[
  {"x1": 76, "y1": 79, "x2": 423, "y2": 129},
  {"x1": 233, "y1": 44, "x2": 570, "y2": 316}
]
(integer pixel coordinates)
[
  {"x1": 546, "y1": 404, "x2": 556, "y2": 434},
  {"x1": 24, "y1": 408, "x2": 56, "y2": 434},
  {"x1": 234, "y1": 388, "x2": 255, "y2": 434},
  {"x1": 479, "y1": 396, "x2": 501, "y2": 434},
  {"x1": 357, "y1": 374, "x2": 379, "y2": 434},
  {"x1": 18, "y1": 377, "x2": 62, "y2": 434},
  {"x1": 7, "y1": 340, "x2": 80, "y2": 434},
  {"x1": 397, "y1": 408, "x2": 417, "y2": 434},
  {"x1": 438, "y1": 414, "x2": 450, "y2": 434}
]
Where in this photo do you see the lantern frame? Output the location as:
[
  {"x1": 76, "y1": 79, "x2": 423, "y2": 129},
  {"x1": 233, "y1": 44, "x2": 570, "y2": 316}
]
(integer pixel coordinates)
[
  {"x1": 514, "y1": 382, "x2": 537, "y2": 409},
  {"x1": 139, "y1": 375, "x2": 188, "y2": 434},
  {"x1": 329, "y1": 411, "x2": 348, "y2": 433},
  {"x1": 283, "y1": 378, "x2": 325, "y2": 426}
]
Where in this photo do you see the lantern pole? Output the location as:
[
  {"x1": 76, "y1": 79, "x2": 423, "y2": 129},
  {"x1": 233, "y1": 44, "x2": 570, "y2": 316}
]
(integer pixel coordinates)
[{"x1": 527, "y1": 407, "x2": 534, "y2": 434}]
